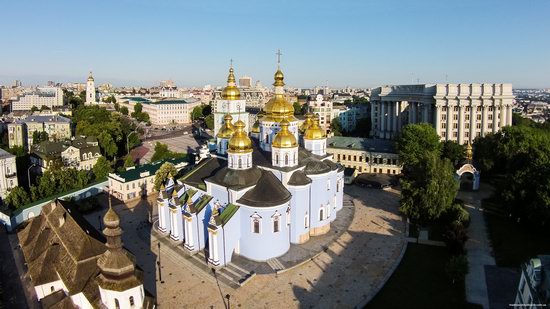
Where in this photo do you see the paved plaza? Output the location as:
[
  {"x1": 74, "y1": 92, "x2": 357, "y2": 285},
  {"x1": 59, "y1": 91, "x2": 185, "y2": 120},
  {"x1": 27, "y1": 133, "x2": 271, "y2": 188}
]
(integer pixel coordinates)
[{"x1": 84, "y1": 185, "x2": 406, "y2": 308}]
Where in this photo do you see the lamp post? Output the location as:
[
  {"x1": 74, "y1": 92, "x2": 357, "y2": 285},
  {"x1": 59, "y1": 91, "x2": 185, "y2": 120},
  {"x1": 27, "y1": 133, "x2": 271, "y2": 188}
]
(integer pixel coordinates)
[
  {"x1": 226, "y1": 294, "x2": 231, "y2": 309},
  {"x1": 27, "y1": 163, "x2": 36, "y2": 188},
  {"x1": 126, "y1": 130, "x2": 138, "y2": 155},
  {"x1": 157, "y1": 242, "x2": 163, "y2": 283}
]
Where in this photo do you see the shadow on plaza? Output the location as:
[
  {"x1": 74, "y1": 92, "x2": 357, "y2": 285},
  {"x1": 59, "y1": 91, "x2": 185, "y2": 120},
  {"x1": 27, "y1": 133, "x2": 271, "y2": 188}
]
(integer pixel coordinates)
[
  {"x1": 84, "y1": 193, "x2": 159, "y2": 299},
  {"x1": 290, "y1": 187, "x2": 406, "y2": 308}
]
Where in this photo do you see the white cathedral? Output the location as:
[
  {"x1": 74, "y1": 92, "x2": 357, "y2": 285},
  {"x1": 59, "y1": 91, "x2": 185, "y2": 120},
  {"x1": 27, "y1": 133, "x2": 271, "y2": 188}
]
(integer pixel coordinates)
[{"x1": 157, "y1": 64, "x2": 345, "y2": 266}]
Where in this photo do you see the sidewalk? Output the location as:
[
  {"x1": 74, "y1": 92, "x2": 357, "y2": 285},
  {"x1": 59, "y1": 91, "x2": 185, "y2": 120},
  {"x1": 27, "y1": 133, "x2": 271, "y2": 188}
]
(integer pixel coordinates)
[{"x1": 460, "y1": 186, "x2": 495, "y2": 309}]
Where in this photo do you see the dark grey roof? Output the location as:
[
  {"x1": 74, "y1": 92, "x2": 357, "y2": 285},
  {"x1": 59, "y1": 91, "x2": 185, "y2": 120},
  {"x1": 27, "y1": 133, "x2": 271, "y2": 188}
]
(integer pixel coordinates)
[
  {"x1": 181, "y1": 157, "x2": 226, "y2": 189},
  {"x1": 237, "y1": 170, "x2": 291, "y2": 207},
  {"x1": 287, "y1": 170, "x2": 312, "y2": 186},
  {"x1": 327, "y1": 136, "x2": 397, "y2": 153},
  {"x1": 207, "y1": 166, "x2": 262, "y2": 191},
  {"x1": 344, "y1": 167, "x2": 355, "y2": 177},
  {"x1": 304, "y1": 160, "x2": 331, "y2": 175}
]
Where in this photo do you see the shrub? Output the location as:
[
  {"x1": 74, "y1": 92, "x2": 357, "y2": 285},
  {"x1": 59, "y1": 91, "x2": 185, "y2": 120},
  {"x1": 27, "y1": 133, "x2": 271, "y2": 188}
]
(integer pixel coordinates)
[{"x1": 445, "y1": 255, "x2": 469, "y2": 284}]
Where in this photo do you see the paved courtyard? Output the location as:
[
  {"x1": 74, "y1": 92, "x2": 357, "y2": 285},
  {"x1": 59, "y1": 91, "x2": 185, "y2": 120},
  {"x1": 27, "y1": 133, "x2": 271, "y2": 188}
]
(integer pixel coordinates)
[{"x1": 84, "y1": 185, "x2": 406, "y2": 308}]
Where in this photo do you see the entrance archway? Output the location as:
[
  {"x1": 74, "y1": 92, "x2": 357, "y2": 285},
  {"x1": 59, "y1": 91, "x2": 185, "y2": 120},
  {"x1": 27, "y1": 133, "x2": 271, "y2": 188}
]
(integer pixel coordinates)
[{"x1": 455, "y1": 164, "x2": 480, "y2": 191}]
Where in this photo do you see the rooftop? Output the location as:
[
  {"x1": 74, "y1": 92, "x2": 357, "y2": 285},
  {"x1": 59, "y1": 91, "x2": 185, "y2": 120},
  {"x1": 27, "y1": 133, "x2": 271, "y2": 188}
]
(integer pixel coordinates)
[
  {"x1": 327, "y1": 136, "x2": 397, "y2": 153},
  {"x1": 112, "y1": 157, "x2": 188, "y2": 183}
]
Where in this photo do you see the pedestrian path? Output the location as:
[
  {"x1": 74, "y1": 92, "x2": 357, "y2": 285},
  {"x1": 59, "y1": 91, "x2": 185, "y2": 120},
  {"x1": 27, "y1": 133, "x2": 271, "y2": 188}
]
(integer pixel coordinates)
[{"x1": 460, "y1": 186, "x2": 495, "y2": 309}]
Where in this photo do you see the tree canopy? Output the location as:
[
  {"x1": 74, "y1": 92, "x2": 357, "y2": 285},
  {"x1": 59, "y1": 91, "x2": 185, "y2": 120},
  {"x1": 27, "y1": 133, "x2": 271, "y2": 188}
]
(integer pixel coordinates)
[
  {"x1": 330, "y1": 117, "x2": 343, "y2": 136},
  {"x1": 441, "y1": 140, "x2": 465, "y2": 165},
  {"x1": 205, "y1": 114, "x2": 214, "y2": 130},
  {"x1": 154, "y1": 162, "x2": 177, "y2": 191},
  {"x1": 32, "y1": 131, "x2": 49, "y2": 144},
  {"x1": 150, "y1": 142, "x2": 187, "y2": 162},
  {"x1": 5, "y1": 187, "x2": 30, "y2": 210},
  {"x1": 93, "y1": 156, "x2": 112, "y2": 180},
  {"x1": 397, "y1": 123, "x2": 442, "y2": 168}
]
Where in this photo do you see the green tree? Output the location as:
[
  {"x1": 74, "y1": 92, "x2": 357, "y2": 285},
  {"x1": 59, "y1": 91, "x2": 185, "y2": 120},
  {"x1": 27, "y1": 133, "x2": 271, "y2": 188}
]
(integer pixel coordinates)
[
  {"x1": 441, "y1": 140, "x2": 465, "y2": 165},
  {"x1": 40, "y1": 105, "x2": 50, "y2": 111},
  {"x1": 191, "y1": 105, "x2": 203, "y2": 120},
  {"x1": 134, "y1": 103, "x2": 143, "y2": 114},
  {"x1": 30, "y1": 106, "x2": 39, "y2": 113},
  {"x1": 293, "y1": 102, "x2": 302, "y2": 115},
  {"x1": 445, "y1": 255, "x2": 469, "y2": 284},
  {"x1": 330, "y1": 117, "x2": 343, "y2": 136},
  {"x1": 397, "y1": 123, "x2": 442, "y2": 169},
  {"x1": 5, "y1": 187, "x2": 30, "y2": 210},
  {"x1": 37, "y1": 171, "x2": 56, "y2": 198},
  {"x1": 120, "y1": 106, "x2": 129, "y2": 116},
  {"x1": 124, "y1": 155, "x2": 135, "y2": 168},
  {"x1": 400, "y1": 154, "x2": 459, "y2": 224},
  {"x1": 202, "y1": 104, "x2": 212, "y2": 117},
  {"x1": 93, "y1": 156, "x2": 111, "y2": 180},
  {"x1": 114, "y1": 102, "x2": 120, "y2": 111},
  {"x1": 205, "y1": 114, "x2": 214, "y2": 130},
  {"x1": 97, "y1": 132, "x2": 118, "y2": 158},
  {"x1": 32, "y1": 131, "x2": 49, "y2": 144},
  {"x1": 154, "y1": 162, "x2": 177, "y2": 191}
]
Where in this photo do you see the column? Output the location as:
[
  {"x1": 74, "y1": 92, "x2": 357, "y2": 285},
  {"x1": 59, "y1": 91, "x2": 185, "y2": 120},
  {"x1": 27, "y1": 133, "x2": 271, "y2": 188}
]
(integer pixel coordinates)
[
  {"x1": 408, "y1": 101, "x2": 413, "y2": 124},
  {"x1": 506, "y1": 105, "x2": 513, "y2": 126},
  {"x1": 393, "y1": 101, "x2": 399, "y2": 135},
  {"x1": 492, "y1": 101, "x2": 498, "y2": 133},
  {"x1": 379, "y1": 102, "x2": 386, "y2": 138},
  {"x1": 469, "y1": 104, "x2": 475, "y2": 143},
  {"x1": 435, "y1": 105, "x2": 442, "y2": 137},
  {"x1": 411, "y1": 102, "x2": 417, "y2": 123},
  {"x1": 481, "y1": 104, "x2": 487, "y2": 137},
  {"x1": 458, "y1": 104, "x2": 464, "y2": 144},
  {"x1": 499, "y1": 100, "x2": 505, "y2": 130},
  {"x1": 389, "y1": 102, "x2": 396, "y2": 138},
  {"x1": 446, "y1": 102, "x2": 451, "y2": 141},
  {"x1": 422, "y1": 103, "x2": 428, "y2": 123},
  {"x1": 371, "y1": 102, "x2": 377, "y2": 136}
]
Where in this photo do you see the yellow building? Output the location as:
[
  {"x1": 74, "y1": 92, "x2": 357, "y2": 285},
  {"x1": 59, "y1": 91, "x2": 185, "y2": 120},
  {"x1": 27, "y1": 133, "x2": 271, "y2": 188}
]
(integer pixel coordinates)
[{"x1": 326, "y1": 136, "x2": 401, "y2": 175}]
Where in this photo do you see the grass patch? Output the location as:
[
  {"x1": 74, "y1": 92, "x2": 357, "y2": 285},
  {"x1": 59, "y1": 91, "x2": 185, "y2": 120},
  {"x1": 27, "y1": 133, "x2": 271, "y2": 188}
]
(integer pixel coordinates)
[
  {"x1": 484, "y1": 208, "x2": 550, "y2": 268},
  {"x1": 367, "y1": 244, "x2": 479, "y2": 309}
]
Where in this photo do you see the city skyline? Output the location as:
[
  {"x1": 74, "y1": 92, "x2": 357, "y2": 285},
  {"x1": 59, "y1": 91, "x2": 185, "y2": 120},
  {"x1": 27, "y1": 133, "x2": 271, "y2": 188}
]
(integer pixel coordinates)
[{"x1": 1, "y1": 0, "x2": 549, "y2": 88}]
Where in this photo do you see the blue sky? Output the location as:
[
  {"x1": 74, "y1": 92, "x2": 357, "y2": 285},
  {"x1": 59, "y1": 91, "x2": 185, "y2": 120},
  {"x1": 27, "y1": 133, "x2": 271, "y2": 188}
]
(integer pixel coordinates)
[{"x1": 1, "y1": 0, "x2": 549, "y2": 88}]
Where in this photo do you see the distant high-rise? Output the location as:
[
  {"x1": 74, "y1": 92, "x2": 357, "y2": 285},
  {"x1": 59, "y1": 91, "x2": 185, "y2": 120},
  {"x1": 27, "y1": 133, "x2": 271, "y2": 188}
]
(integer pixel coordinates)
[
  {"x1": 239, "y1": 76, "x2": 252, "y2": 88},
  {"x1": 13, "y1": 80, "x2": 22, "y2": 87},
  {"x1": 85, "y1": 71, "x2": 96, "y2": 105}
]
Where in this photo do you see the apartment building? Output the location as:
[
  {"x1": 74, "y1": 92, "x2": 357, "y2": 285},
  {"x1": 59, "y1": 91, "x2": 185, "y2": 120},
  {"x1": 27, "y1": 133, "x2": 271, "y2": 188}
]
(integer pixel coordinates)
[
  {"x1": 30, "y1": 136, "x2": 101, "y2": 172},
  {"x1": 11, "y1": 87, "x2": 64, "y2": 111},
  {"x1": 7, "y1": 115, "x2": 72, "y2": 149},
  {"x1": 0, "y1": 148, "x2": 18, "y2": 200},
  {"x1": 118, "y1": 97, "x2": 201, "y2": 125},
  {"x1": 108, "y1": 157, "x2": 188, "y2": 202}
]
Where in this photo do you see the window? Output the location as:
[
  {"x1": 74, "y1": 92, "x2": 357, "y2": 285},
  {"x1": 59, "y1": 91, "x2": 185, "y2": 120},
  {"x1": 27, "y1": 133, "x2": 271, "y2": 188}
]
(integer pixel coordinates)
[
  {"x1": 51, "y1": 286, "x2": 55, "y2": 292},
  {"x1": 129, "y1": 296, "x2": 135, "y2": 307},
  {"x1": 304, "y1": 213, "x2": 309, "y2": 228},
  {"x1": 319, "y1": 207, "x2": 325, "y2": 221},
  {"x1": 238, "y1": 158, "x2": 242, "y2": 168},
  {"x1": 253, "y1": 219, "x2": 260, "y2": 233},
  {"x1": 327, "y1": 179, "x2": 331, "y2": 191},
  {"x1": 285, "y1": 154, "x2": 289, "y2": 165},
  {"x1": 453, "y1": 114, "x2": 458, "y2": 120},
  {"x1": 115, "y1": 299, "x2": 120, "y2": 309},
  {"x1": 273, "y1": 216, "x2": 280, "y2": 233}
]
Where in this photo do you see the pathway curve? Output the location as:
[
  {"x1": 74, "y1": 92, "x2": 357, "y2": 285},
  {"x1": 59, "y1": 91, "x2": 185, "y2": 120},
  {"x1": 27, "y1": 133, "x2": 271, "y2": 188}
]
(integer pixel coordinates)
[{"x1": 458, "y1": 183, "x2": 495, "y2": 309}]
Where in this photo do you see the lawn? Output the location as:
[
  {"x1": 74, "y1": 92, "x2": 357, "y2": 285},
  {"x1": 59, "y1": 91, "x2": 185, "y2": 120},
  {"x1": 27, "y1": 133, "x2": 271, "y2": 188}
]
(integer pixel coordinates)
[
  {"x1": 484, "y1": 206, "x2": 550, "y2": 268},
  {"x1": 367, "y1": 243, "x2": 479, "y2": 309}
]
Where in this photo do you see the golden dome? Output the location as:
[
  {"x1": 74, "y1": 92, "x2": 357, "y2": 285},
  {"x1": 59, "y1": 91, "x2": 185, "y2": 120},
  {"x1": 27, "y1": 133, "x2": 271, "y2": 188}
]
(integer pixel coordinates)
[
  {"x1": 272, "y1": 119, "x2": 297, "y2": 148},
  {"x1": 273, "y1": 69, "x2": 285, "y2": 87},
  {"x1": 217, "y1": 114, "x2": 235, "y2": 139},
  {"x1": 299, "y1": 113, "x2": 314, "y2": 133},
  {"x1": 304, "y1": 116, "x2": 325, "y2": 140},
  {"x1": 251, "y1": 119, "x2": 260, "y2": 133},
  {"x1": 228, "y1": 120, "x2": 252, "y2": 153},
  {"x1": 221, "y1": 67, "x2": 240, "y2": 100},
  {"x1": 264, "y1": 94, "x2": 294, "y2": 121}
]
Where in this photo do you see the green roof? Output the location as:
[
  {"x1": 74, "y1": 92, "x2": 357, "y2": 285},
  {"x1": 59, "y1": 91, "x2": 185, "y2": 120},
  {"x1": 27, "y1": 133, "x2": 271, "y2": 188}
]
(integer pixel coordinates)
[
  {"x1": 219, "y1": 203, "x2": 239, "y2": 226},
  {"x1": 327, "y1": 136, "x2": 397, "y2": 153},
  {"x1": 113, "y1": 157, "x2": 188, "y2": 182},
  {"x1": 194, "y1": 195, "x2": 213, "y2": 213}
]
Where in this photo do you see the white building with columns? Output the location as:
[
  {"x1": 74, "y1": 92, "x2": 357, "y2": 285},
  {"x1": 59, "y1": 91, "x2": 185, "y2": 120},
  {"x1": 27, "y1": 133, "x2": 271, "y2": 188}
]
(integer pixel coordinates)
[{"x1": 370, "y1": 83, "x2": 514, "y2": 144}]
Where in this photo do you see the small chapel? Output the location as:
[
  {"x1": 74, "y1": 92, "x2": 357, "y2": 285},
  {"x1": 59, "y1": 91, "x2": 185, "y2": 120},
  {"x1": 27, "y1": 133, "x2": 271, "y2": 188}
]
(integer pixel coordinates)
[{"x1": 157, "y1": 62, "x2": 345, "y2": 267}]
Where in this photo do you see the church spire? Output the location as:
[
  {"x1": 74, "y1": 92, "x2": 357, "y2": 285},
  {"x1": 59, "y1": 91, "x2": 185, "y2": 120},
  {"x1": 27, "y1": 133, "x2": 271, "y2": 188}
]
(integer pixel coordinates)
[{"x1": 221, "y1": 61, "x2": 241, "y2": 100}]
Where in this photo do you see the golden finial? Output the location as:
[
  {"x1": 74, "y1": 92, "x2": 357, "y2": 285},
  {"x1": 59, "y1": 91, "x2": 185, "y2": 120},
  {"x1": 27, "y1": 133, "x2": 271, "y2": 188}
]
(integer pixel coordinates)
[
  {"x1": 465, "y1": 141, "x2": 473, "y2": 161},
  {"x1": 222, "y1": 62, "x2": 240, "y2": 100},
  {"x1": 212, "y1": 205, "x2": 220, "y2": 217}
]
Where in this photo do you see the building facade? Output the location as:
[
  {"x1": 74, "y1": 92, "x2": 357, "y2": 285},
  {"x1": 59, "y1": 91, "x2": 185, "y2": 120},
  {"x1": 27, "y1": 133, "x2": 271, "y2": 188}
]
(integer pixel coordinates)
[
  {"x1": 11, "y1": 87, "x2": 64, "y2": 111},
  {"x1": 118, "y1": 97, "x2": 201, "y2": 125},
  {"x1": 326, "y1": 136, "x2": 401, "y2": 175},
  {"x1": 156, "y1": 65, "x2": 345, "y2": 267},
  {"x1": 370, "y1": 83, "x2": 514, "y2": 144},
  {"x1": 515, "y1": 256, "x2": 550, "y2": 308},
  {"x1": 108, "y1": 157, "x2": 188, "y2": 202},
  {"x1": 7, "y1": 115, "x2": 72, "y2": 150},
  {"x1": 30, "y1": 136, "x2": 101, "y2": 172},
  {"x1": 0, "y1": 148, "x2": 18, "y2": 200}
]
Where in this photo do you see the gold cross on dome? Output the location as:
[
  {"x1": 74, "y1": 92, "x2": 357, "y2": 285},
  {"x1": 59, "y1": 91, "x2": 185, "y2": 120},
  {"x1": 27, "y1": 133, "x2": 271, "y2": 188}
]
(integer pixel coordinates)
[
  {"x1": 276, "y1": 49, "x2": 282, "y2": 67},
  {"x1": 230, "y1": 58, "x2": 233, "y2": 68}
]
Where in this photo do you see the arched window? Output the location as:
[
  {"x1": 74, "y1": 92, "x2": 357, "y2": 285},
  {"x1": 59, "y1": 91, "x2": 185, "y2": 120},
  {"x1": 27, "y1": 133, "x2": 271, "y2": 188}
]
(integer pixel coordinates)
[
  {"x1": 265, "y1": 134, "x2": 269, "y2": 143},
  {"x1": 319, "y1": 207, "x2": 324, "y2": 221},
  {"x1": 253, "y1": 219, "x2": 260, "y2": 233},
  {"x1": 285, "y1": 154, "x2": 289, "y2": 165},
  {"x1": 50, "y1": 286, "x2": 55, "y2": 292},
  {"x1": 115, "y1": 298, "x2": 120, "y2": 309},
  {"x1": 238, "y1": 158, "x2": 242, "y2": 168},
  {"x1": 276, "y1": 154, "x2": 279, "y2": 164},
  {"x1": 304, "y1": 213, "x2": 309, "y2": 228},
  {"x1": 273, "y1": 216, "x2": 280, "y2": 233},
  {"x1": 129, "y1": 296, "x2": 135, "y2": 307}
]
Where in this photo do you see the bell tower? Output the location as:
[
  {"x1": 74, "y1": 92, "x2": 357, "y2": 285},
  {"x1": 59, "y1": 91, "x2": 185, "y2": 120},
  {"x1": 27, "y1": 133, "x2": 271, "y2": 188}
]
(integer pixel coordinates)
[{"x1": 86, "y1": 71, "x2": 96, "y2": 105}]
